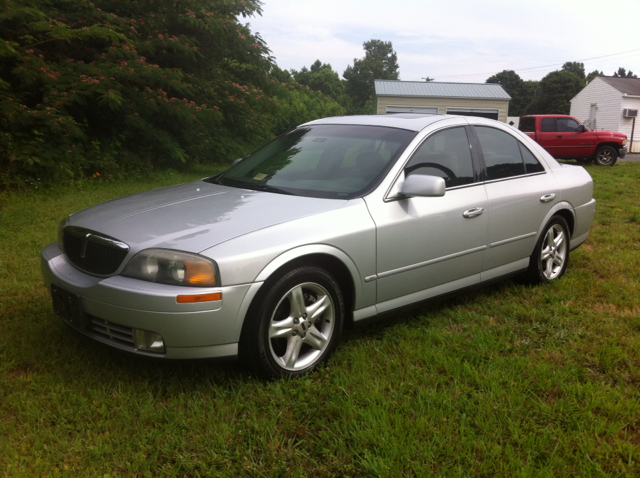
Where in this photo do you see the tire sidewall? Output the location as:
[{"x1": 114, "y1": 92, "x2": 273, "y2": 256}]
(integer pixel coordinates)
[
  {"x1": 528, "y1": 215, "x2": 570, "y2": 284},
  {"x1": 594, "y1": 146, "x2": 617, "y2": 166},
  {"x1": 241, "y1": 265, "x2": 344, "y2": 379}
]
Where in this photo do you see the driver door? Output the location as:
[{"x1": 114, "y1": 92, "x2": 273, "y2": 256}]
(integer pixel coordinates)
[{"x1": 364, "y1": 126, "x2": 488, "y2": 312}]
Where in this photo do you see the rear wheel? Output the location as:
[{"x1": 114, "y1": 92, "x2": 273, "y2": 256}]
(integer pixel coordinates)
[
  {"x1": 525, "y1": 215, "x2": 570, "y2": 284},
  {"x1": 240, "y1": 265, "x2": 344, "y2": 379},
  {"x1": 593, "y1": 145, "x2": 617, "y2": 166}
]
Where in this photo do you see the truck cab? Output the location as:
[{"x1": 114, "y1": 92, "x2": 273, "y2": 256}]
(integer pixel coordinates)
[{"x1": 519, "y1": 114, "x2": 627, "y2": 166}]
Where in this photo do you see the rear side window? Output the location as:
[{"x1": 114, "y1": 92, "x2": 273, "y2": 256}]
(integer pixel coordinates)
[
  {"x1": 519, "y1": 143, "x2": 545, "y2": 173},
  {"x1": 474, "y1": 126, "x2": 526, "y2": 180},
  {"x1": 519, "y1": 117, "x2": 535, "y2": 132}
]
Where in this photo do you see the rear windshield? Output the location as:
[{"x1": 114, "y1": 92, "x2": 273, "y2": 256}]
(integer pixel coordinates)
[{"x1": 211, "y1": 125, "x2": 416, "y2": 199}]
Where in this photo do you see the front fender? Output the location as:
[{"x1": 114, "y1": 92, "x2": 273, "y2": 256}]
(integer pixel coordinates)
[{"x1": 254, "y1": 244, "x2": 366, "y2": 304}]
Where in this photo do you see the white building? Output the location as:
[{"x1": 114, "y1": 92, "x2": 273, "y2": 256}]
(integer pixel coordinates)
[{"x1": 570, "y1": 76, "x2": 640, "y2": 153}]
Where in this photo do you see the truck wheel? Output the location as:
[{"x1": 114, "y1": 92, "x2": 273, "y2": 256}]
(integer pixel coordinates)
[{"x1": 593, "y1": 146, "x2": 617, "y2": 166}]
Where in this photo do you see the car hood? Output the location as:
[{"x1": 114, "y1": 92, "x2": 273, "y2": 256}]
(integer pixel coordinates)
[
  {"x1": 593, "y1": 130, "x2": 626, "y2": 140},
  {"x1": 67, "y1": 181, "x2": 348, "y2": 252}
]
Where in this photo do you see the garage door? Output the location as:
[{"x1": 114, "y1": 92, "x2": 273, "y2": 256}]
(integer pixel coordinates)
[
  {"x1": 386, "y1": 105, "x2": 438, "y2": 114},
  {"x1": 446, "y1": 107, "x2": 499, "y2": 120}
]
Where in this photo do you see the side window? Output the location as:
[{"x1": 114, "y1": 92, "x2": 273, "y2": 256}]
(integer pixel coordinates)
[
  {"x1": 556, "y1": 117, "x2": 581, "y2": 132},
  {"x1": 404, "y1": 127, "x2": 474, "y2": 188},
  {"x1": 519, "y1": 143, "x2": 545, "y2": 173},
  {"x1": 474, "y1": 126, "x2": 526, "y2": 180},
  {"x1": 518, "y1": 117, "x2": 535, "y2": 132},
  {"x1": 540, "y1": 118, "x2": 555, "y2": 132}
]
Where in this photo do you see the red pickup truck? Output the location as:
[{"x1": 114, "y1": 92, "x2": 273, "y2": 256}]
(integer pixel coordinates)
[{"x1": 519, "y1": 114, "x2": 627, "y2": 166}]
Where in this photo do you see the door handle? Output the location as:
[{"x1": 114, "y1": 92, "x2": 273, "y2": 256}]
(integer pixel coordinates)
[
  {"x1": 540, "y1": 193, "x2": 556, "y2": 203},
  {"x1": 463, "y1": 207, "x2": 484, "y2": 218},
  {"x1": 556, "y1": 135, "x2": 563, "y2": 138}
]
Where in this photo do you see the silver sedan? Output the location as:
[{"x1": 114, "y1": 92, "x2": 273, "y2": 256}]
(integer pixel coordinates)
[{"x1": 41, "y1": 114, "x2": 596, "y2": 378}]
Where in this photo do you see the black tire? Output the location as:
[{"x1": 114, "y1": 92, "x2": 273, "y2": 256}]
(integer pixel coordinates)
[
  {"x1": 524, "y1": 215, "x2": 570, "y2": 284},
  {"x1": 593, "y1": 145, "x2": 617, "y2": 166},
  {"x1": 239, "y1": 265, "x2": 344, "y2": 379}
]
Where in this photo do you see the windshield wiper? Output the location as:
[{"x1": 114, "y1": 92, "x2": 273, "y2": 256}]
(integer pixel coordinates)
[{"x1": 246, "y1": 183, "x2": 294, "y2": 195}]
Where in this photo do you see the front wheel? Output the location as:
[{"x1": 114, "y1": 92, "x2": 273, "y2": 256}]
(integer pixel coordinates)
[
  {"x1": 593, "y1": 145, "x2": 617, "y2": 166},
  {"x1": 524, "y1": 216, "x2": 570, "y2": 284},
  {"x1": 240, "y1": 265, "x2": 344, "y2": 379}
]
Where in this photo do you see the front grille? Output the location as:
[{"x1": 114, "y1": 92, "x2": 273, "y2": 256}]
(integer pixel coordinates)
[
  {"x1": 63, "y1": 226, "x2": 129, "y2": 275},
  {"x1": 89, "y1": 316, "x2": 135, "y2": 348}
]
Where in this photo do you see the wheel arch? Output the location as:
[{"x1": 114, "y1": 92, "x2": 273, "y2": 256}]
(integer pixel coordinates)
[
  {"x1": 536, "y1": 203, "x2": 575, "y2": 242},
  {"x1": 253, "y1": 245, "x2": 361, "y2": 324}
]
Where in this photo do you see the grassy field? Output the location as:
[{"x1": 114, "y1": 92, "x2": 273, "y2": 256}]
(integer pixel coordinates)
[{"x1": 1, "y1": 163, "x2": 639, "y2": 477}]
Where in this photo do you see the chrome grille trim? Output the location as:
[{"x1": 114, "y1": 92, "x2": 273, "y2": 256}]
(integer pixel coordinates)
[{"x1": 63, "y1": 226, "x2": 129, "y2": 275}]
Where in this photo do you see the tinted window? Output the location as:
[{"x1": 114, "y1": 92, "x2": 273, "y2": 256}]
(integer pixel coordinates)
[
  {"x1": 475, "y1": 126, "x2": 526, "y2": 180},
  {"x1": 519, "y1": 117, "x2": 535, "y2": 132},
  {"x1": 519, "y1": 143, "x2": 545, "y2": 173},
  {"x1": 404, "y1": 127, "x2": 475, "y2": 188},
  {"x1": 215, "y1": 125, "x2": 416, "y2": 199},
  {"x1": 556, "y1": 117, "x2": 581, "y2": 132},
  {"x1": 540, "y1": 118, "x2": 555, "y2": 132}
]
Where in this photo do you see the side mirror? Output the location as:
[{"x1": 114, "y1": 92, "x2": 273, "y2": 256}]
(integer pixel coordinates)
[
  {"x1": 398, "y1": 174, "x2": 446, "y2": 198},
  {"x1": 577, "y1": 125, "x2": 586, "y2": 132}
]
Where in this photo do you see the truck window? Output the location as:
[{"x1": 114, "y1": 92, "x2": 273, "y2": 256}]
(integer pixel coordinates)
[
  {"x1": 556, "y1": 118, "x2": 581, "y2": 132},
  {"x1": 519, "y1": 117, "x2": 535, "y2": 132},
  {"x1": 540, "y1": 118, "x2": 555, "y2": 132}
]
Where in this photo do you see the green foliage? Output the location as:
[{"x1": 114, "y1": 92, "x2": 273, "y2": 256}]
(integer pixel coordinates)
[
  {"x1": 486, "y1": 70, "x2": 529, "y2": 116},
  {"x1": 343, "y1": 39, "x2": 399, "y2": 114},
  {"x1": 613, "y1": 67, "x2": 637, "y2": 78},
  {"x1": 0, "y1": 0, "x2": 342, "y2": 187},
  {"x1": 586, "y1": 69, "x2": 603, "y2": 83},
  {"x1": 291, "y1": 60, "x2": 345, "y2": 106},
  {"x1": 562, "y1": 61, "x2": 586, "y2": 80},
  {"x1": 524, "y1": 70, "x2": 583, "y2": 115}
]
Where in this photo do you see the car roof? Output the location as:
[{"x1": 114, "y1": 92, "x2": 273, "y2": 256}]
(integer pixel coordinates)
[{"x1": 301, "y1": 114, "x2": 457, "y2": 132}]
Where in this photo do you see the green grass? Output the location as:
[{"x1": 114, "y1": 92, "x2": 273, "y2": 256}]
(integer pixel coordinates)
[{"x1": 1, "y1": 163, "x2": 640, "y2": 477}]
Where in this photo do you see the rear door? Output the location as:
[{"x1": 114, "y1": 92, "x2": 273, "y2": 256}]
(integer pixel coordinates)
[{"x1": 470, "y1": 124, "x2": 559, "y2": 280}]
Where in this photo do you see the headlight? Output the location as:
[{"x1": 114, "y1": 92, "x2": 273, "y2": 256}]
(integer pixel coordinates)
[
  {"x1": 57, "y1": 216, "x2": 69, "y2": 251},
  {"x1": 122, "y1": 249, "x2": 219, "y2": 287},
  {"x1": 622, "y1": 140, "x2": 627, "y2": 146}
]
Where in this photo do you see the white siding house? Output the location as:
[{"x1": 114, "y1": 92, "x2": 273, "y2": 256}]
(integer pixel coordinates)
[
  {"x1": 570, "y1": 77, "x2": 640, "y2": 152},
  {"x1": 375, "y1": 80, "x2": 511, "y2": 123}
]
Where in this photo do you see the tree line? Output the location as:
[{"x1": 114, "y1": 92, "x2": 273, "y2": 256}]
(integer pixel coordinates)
[
  {"x1": 1, "y1": 0, "x2": 635, "y2": 187},
  {"x1": 486, "y1": 64, "x2": 637, "y2": 117}
]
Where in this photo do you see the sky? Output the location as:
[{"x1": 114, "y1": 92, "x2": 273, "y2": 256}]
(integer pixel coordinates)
[{"x1": 242, "y1": 0, "x2": 640, "y2": 83}]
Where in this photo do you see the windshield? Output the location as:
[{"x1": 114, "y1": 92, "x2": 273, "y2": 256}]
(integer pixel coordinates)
[{"x1": 212, "y1": 124, "x2": 416, "y2": 199}]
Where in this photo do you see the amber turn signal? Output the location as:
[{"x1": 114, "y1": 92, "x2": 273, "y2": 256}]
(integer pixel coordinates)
[{"x1": 176, "y1": 292, "x2": 222, "y2": 303}]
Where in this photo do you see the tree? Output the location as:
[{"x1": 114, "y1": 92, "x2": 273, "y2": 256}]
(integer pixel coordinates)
[
  {"x1": 0, "y1": 0, "x2": 280, "y2": 184},
  {"x1": 562, "y1": 62, "x2": 585, "y2": 80},
  {"x1": 486, "y1": 70, "x2": 527, "y2": 116},
  {"x1": 586, "y1": 70, "x2": 603, "y2": 84},
  {"x1": 524, "y1": 70, "x2": 583, "y2": 115},
  {"x1": 613, "y1": 67, "x2": 637, "y2": 78},
  {"x1": 291, "y1": 60, "x2": 345, "y2": 105},
  {"x1": 343, "y1": 39, "x2": 399, "y2": 114}
]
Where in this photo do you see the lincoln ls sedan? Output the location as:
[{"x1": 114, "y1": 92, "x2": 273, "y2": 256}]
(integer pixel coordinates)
[{"x1": 41, "y1": 114, "x2": 596, "y2": 378}]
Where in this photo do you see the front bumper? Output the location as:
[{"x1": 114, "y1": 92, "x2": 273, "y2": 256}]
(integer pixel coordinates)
[
  {"x1": 619, "y1": 146, "x2": 627, "y2": 159},
  {"x1": 41, "y1": 242, "x2": 260, "y2": 359}
]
